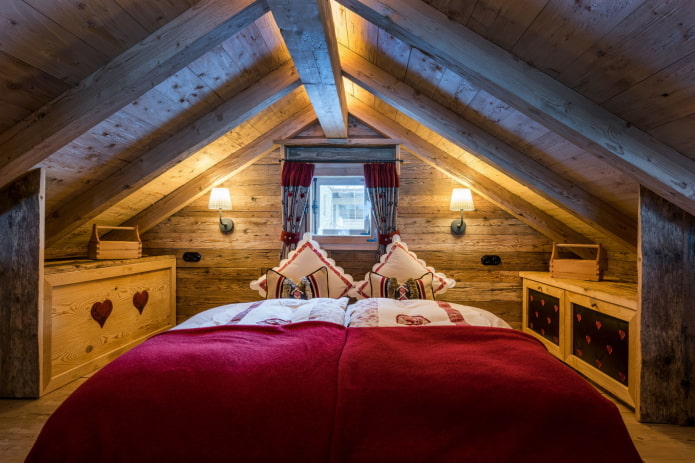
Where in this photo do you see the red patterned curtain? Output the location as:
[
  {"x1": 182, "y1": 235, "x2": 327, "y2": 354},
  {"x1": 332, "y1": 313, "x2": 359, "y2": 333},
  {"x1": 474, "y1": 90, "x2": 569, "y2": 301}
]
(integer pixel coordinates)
[
  {"x1": 280, "y1": 162, "x2": 315, "y2": 258},
  {"x1": 364, "y1": 162, "x2": 400, "y2": 257}
]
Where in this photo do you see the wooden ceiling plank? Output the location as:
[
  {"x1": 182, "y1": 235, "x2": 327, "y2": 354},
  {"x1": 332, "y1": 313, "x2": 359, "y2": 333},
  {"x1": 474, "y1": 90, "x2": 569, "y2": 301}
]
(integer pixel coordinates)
[
  {"x1": 24, "y1": 0, "x2": 151, "y2": 58},
  {"x1": 114, "y1": 0, "x2": 199, "y2": 33},
  {"x1": 45, "y1": 62, "x2": 300, "y2": 246},
  {"x1": 0, "y1": 1, "x2": 107, "y2": 83},
  {"x1": 267, "y1": 0, "x2": 348, "y2": 137},
  {"x1": 348, "y1": 95, "x2": 593, "y2": 246},
  {"x1": 0, "y1": 0, "x2": 269, "y2": 192},
  {"x1": 341, "y1": 45, "x2": 638, "y2": 250},
  {"x1": 335, "y1": 0, "x2": 695, "y2": 218},
  {"x1": 121, "y1": 106, "x2": 317, "y2": 234}
]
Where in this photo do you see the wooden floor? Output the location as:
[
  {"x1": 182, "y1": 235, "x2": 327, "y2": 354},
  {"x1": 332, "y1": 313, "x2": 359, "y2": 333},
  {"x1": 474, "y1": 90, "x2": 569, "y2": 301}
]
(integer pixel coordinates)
[{"x1": 1, "y1": 376, "x2": 694, "y2": 462}]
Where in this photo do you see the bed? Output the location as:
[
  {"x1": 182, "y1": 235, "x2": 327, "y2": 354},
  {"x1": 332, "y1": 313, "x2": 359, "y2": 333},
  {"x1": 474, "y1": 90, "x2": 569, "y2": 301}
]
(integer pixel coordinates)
[{"x1": 26, "y1": 235, "x2": 642, "y2": 462}]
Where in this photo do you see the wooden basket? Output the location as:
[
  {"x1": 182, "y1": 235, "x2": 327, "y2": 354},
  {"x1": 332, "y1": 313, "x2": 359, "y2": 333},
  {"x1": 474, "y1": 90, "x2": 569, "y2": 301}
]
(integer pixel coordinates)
[
  {"x1": 88, "y1": 225, "x2": 142, "y2": 260},
  {"x1": 549, "y1": 243, "x2": 604, "y2": 281}
]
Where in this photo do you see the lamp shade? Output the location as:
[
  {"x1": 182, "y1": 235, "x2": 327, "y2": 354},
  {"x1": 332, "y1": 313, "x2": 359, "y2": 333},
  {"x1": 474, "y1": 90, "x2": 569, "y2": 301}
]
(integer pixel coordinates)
[
  {"x1": 208, "y1": 188, "x2": 232, "y2": 210},
  {"x1": 449, "y1": 188, "x2": 475, "y2": 211}
]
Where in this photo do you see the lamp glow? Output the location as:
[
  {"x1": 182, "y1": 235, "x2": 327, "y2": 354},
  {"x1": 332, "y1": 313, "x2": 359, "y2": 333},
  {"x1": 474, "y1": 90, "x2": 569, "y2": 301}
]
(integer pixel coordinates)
[
  {"x1": 449, "y1": 188, "x2": 474, "y2": 235},
  {"x1": 208, "y1": 188, "x2": 234, "y2": 233}
]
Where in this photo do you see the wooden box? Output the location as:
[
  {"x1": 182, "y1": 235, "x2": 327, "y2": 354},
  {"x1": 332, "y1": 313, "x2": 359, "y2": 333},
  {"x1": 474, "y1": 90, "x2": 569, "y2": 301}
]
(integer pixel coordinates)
[
  {"x1": 88, "y1": 224, "x2": 142, "y2": 260},
  {"x1": 42, "y1": 256, "x2": 176, "y2": 395},
  {"x1": 549, "y1": 243, "x2": 604, "y2": 281}
]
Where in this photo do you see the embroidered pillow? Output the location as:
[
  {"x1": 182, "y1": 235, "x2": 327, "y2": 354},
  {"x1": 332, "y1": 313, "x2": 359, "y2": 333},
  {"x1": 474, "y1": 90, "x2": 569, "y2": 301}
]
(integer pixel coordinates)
[
  {"x1": 266, "y1": 266, "x2": 329, "y2": 300},
  {"x1": 349, "y1": 235, "x2": 455, "y2": 299},
  {"x1": 344, "y1": 299, "x2": 512, "y2": 328},
  {"x1": 369, "y1": 272, "x2": 435, "y2": 300},
  {"x1": 250, "y1": 233, "x2": 354, "y2": 298}
]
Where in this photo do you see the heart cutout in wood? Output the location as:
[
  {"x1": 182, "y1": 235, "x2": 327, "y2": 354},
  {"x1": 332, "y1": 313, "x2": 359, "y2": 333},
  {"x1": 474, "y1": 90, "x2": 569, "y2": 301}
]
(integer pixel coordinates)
[
  {"x1": 133, "y1": 290, "x2": 149, "y2": 314},
  {"x1": 91, "y1": 299, "x2": 113, "y2": 328}
]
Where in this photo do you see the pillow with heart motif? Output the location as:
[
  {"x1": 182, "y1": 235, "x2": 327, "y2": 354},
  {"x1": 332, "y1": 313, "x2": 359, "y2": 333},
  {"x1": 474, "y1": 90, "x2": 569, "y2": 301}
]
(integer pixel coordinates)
[
  {"x1": 369, "y1": 272, "x2": 435, "y2": 300},
  {"x1": 266, "y1": 266, "x2": 329, "y2": 300},
  {"x1": 349, "y1": 235, "x2": 455, "y2": 299},
  {"x1": 250, "y1": 233, "x2": 354, "y2": 298},
  {"x1": 345, "y1": 298, "x2": 511, "y2": 328}
]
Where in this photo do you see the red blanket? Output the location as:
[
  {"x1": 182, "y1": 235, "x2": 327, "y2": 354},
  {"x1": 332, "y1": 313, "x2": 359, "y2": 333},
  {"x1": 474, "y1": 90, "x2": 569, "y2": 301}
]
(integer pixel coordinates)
[
  {"x1": 330, "y1": 327, "x2": 641, "y2": 462},
  {"x1": 27, "y1": 323, "x2": 641, "y2": 462}
]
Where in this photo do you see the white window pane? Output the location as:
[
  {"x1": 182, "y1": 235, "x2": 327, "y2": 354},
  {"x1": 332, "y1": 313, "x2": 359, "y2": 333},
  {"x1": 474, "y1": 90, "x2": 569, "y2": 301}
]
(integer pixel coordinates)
[{"x1": 311, "y1": 177, "x2": 371, "y2": 236}]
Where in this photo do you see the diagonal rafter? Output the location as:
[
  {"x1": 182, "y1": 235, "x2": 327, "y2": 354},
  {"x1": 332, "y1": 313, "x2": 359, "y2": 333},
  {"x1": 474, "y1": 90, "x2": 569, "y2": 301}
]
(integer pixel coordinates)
[
  {"x1": 119, "y1": 105, "x2": 318, "y2": 234},
  {"x1": 335, "y1": 0, "x2": 695, "y2": 218},
  {"x1": 45, "y1": 62, "x2": 300, "y2": 246},
  {"x1": 0, "y1": 0, "x2": 269, "y2": 191},
  {"x1": 347, "y1": 95, "x2": 594, "y2": 247},
  {"x1": 341, "y1": 45, "x2": 637, "y2": 251},
  {"x1": 267, "y1": 0, "x2": 348, "y2": 137}
]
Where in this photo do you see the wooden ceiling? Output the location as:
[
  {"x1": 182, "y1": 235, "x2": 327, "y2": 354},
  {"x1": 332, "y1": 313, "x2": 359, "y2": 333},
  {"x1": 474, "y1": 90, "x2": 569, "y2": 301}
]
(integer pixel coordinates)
[{"x1": 1, "y1": 0, "x2": 694, "y2": 258}]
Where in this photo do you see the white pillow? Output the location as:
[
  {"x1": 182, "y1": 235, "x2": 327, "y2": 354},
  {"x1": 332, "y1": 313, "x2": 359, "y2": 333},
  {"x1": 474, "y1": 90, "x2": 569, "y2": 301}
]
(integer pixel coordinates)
[
  {"x1": 174, "y1": 298, "x2": 350, "y2": 329},
  {"x1": 250, "y1": 233, "x2": 355, "y2": 298},
  {"x1": 349, "y1": 235, "x2": 455, "y2": 299},
  {"x1": 345, "y1": 298, "x2": 511, "y2": 328}
]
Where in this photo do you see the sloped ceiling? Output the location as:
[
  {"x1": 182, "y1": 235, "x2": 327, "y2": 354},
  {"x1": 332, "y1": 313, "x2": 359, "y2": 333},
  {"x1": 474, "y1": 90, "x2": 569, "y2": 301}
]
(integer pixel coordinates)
[{"x1": 1, "y1": 0, "x2": 694, "y2": 259}]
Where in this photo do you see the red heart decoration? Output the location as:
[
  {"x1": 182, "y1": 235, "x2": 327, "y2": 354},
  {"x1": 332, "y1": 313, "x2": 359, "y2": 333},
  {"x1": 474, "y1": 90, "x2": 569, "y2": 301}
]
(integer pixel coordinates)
[
  {"x1": 91, "y1": 299, "x2": 113, "y2": 328},
  {"x1": 553, "y1": 304, "x2": 559, "y2": 312},
  {"x1": 595, "y1": 321, "x2": 602, "y2": 330},
  {"x1": 618, "y1": 329, "x2": 626, "y2": 340},
  {"x1": 133, "y1": 290, "x2": 149, "y2": 314},
  {"x1": 576, "y1": 313, "x2": 582, "y2": 322},
  {"x1": 606, "y1": 345, "x2": 613, "y2": 355},
  {"x1": 396, "y1": 314, "x2": 430, "y2": 325}
]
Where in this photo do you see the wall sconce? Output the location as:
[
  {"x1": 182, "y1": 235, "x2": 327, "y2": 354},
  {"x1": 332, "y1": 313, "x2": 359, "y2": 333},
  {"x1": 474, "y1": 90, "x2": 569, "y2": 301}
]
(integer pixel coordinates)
[
  {"x1": 208, "y1": 187, "x2": 234, "y2": 233},
  {"x1": 449, "y1": 188, "x2": 475, "y2": 235}
]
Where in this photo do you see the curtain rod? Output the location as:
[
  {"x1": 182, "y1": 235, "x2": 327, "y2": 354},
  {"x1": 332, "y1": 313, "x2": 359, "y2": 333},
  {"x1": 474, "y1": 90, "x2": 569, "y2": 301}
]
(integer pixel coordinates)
[{"x1": 279, "y1": 159, "x2": 404, "y2": 163}]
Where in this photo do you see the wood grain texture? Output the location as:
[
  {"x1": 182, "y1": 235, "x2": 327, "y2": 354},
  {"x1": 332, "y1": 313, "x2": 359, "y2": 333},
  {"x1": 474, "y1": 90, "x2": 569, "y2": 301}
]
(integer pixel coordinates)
[
  {"x1": 0, "y1": 169, "x2": 44, "y2": 398},
  {"x1": 121, "y1": 103, "x2": 317, "y2": 234},
  {"x1": 0, "y1": 0, "x2": 268, "y2": 192},
  {"x1": 347, "y1": 95, "x2": 595, "y2": 247},
  {"x1": 267, "y1": 0, "x2": 348, "y2": 137},
  {"x1": 341, "y1": 44, "x2": 639, "y2": 250},
  {"x1": 45, "y1": 61, "x2": 300, "y2": 245},
  {"x1": 638, "y1": 186, "x2": 695, "y2": 425},
  {"x1": 336, "y1": 0, "x2": 695, "y2": 218},
  {"x1": 141, "y1": 129, "x2": 554, "y2": 325},
  {"x1": 43, "y1": 256, "x2": 176, "y2": 395}
]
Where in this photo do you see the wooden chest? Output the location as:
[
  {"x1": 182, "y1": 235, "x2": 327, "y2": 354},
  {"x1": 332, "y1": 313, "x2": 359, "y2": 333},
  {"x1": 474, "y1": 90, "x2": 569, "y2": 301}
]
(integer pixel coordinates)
[{"x1": 42, "y1": 256, "x2": 176, "y2": 395}]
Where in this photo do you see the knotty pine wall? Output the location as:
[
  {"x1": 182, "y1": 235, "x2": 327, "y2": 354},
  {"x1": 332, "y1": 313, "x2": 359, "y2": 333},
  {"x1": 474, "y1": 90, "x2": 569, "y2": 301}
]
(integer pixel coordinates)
[{"x1": 142, "y1": 145, "x2": 555, "y2": 328}]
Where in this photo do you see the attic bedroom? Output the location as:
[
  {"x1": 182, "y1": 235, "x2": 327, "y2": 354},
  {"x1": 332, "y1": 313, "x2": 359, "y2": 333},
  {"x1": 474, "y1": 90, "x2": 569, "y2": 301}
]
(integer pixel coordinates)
[{"x1": 1, "y1": 0, "x2": 694, "y2": 461}]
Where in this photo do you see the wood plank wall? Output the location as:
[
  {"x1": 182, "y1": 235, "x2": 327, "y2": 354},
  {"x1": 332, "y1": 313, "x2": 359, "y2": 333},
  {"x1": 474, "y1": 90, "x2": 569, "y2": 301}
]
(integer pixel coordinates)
[
  {"x1": 142, "y1": 144, "x2": 556, "y2": 328},
  {"x1": 638, "y1": 186, "x2": 695, "y2": 425},
  {"x1": 0, "y1": 169, "x2": 44, "y2": 398}
]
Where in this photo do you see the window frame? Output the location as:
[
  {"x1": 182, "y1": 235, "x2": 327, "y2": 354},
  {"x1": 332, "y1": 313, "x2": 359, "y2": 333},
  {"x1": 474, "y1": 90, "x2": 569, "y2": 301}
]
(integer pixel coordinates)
[{"x1": 306, "y1": 164, "x2": 377, "y2": 250}]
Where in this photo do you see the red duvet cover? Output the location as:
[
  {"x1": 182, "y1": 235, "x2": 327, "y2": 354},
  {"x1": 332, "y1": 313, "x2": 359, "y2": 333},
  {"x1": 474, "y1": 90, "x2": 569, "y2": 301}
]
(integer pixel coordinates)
[{"x1": 26, "y1": 322, "x2": 641, "y2": 462}]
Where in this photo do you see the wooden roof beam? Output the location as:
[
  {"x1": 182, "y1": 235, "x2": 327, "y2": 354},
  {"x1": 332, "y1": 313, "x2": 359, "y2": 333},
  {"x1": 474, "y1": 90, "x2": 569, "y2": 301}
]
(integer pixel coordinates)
[
  {"x1": 119, "y1": 105, "x2": 318, "y2": 234},
  {"x1": 336, "y1": 0, "x2": 695, "y2": 218},
  {"x1": 0, "y1": 0, "x2": 269, "y2": 192},
  {"x1": 347, "y1": 95, "x2": 594, "y2": 247},
  {"x1": 45, "y1": 62, "x2": 300, "y2": 246},
  {"x1": 267, "y1": 0, "x2": 348, "y2": 137},
  {"x1": 341, "y1": 46, "x2": 637, "y2": 251}
]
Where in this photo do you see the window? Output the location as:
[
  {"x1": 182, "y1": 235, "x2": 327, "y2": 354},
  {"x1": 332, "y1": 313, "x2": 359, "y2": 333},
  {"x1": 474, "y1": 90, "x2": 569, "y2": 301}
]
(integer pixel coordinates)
[{"x1": 310, "y1": 176, "x2": 372, "y2": 237}]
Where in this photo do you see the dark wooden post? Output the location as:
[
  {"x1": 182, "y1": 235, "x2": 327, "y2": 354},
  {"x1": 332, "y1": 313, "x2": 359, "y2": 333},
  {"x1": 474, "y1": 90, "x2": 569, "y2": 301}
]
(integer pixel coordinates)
[
  {"x1": 0, "y1": 168, "x2": 44, "y2": 398},
  {"x1": 639, "y1": 186, "x2": 695, "y2": 424}
]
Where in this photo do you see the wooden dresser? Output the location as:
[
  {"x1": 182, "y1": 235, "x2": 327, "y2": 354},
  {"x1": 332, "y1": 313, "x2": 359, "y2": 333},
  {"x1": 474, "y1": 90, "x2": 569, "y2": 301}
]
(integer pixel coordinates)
[
  {"x1": 41, "y1": 256, "x2": 176, "y2": 395},
  {"x1": 519, "y1": 272, "x2": 638, "y2": 408}
]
